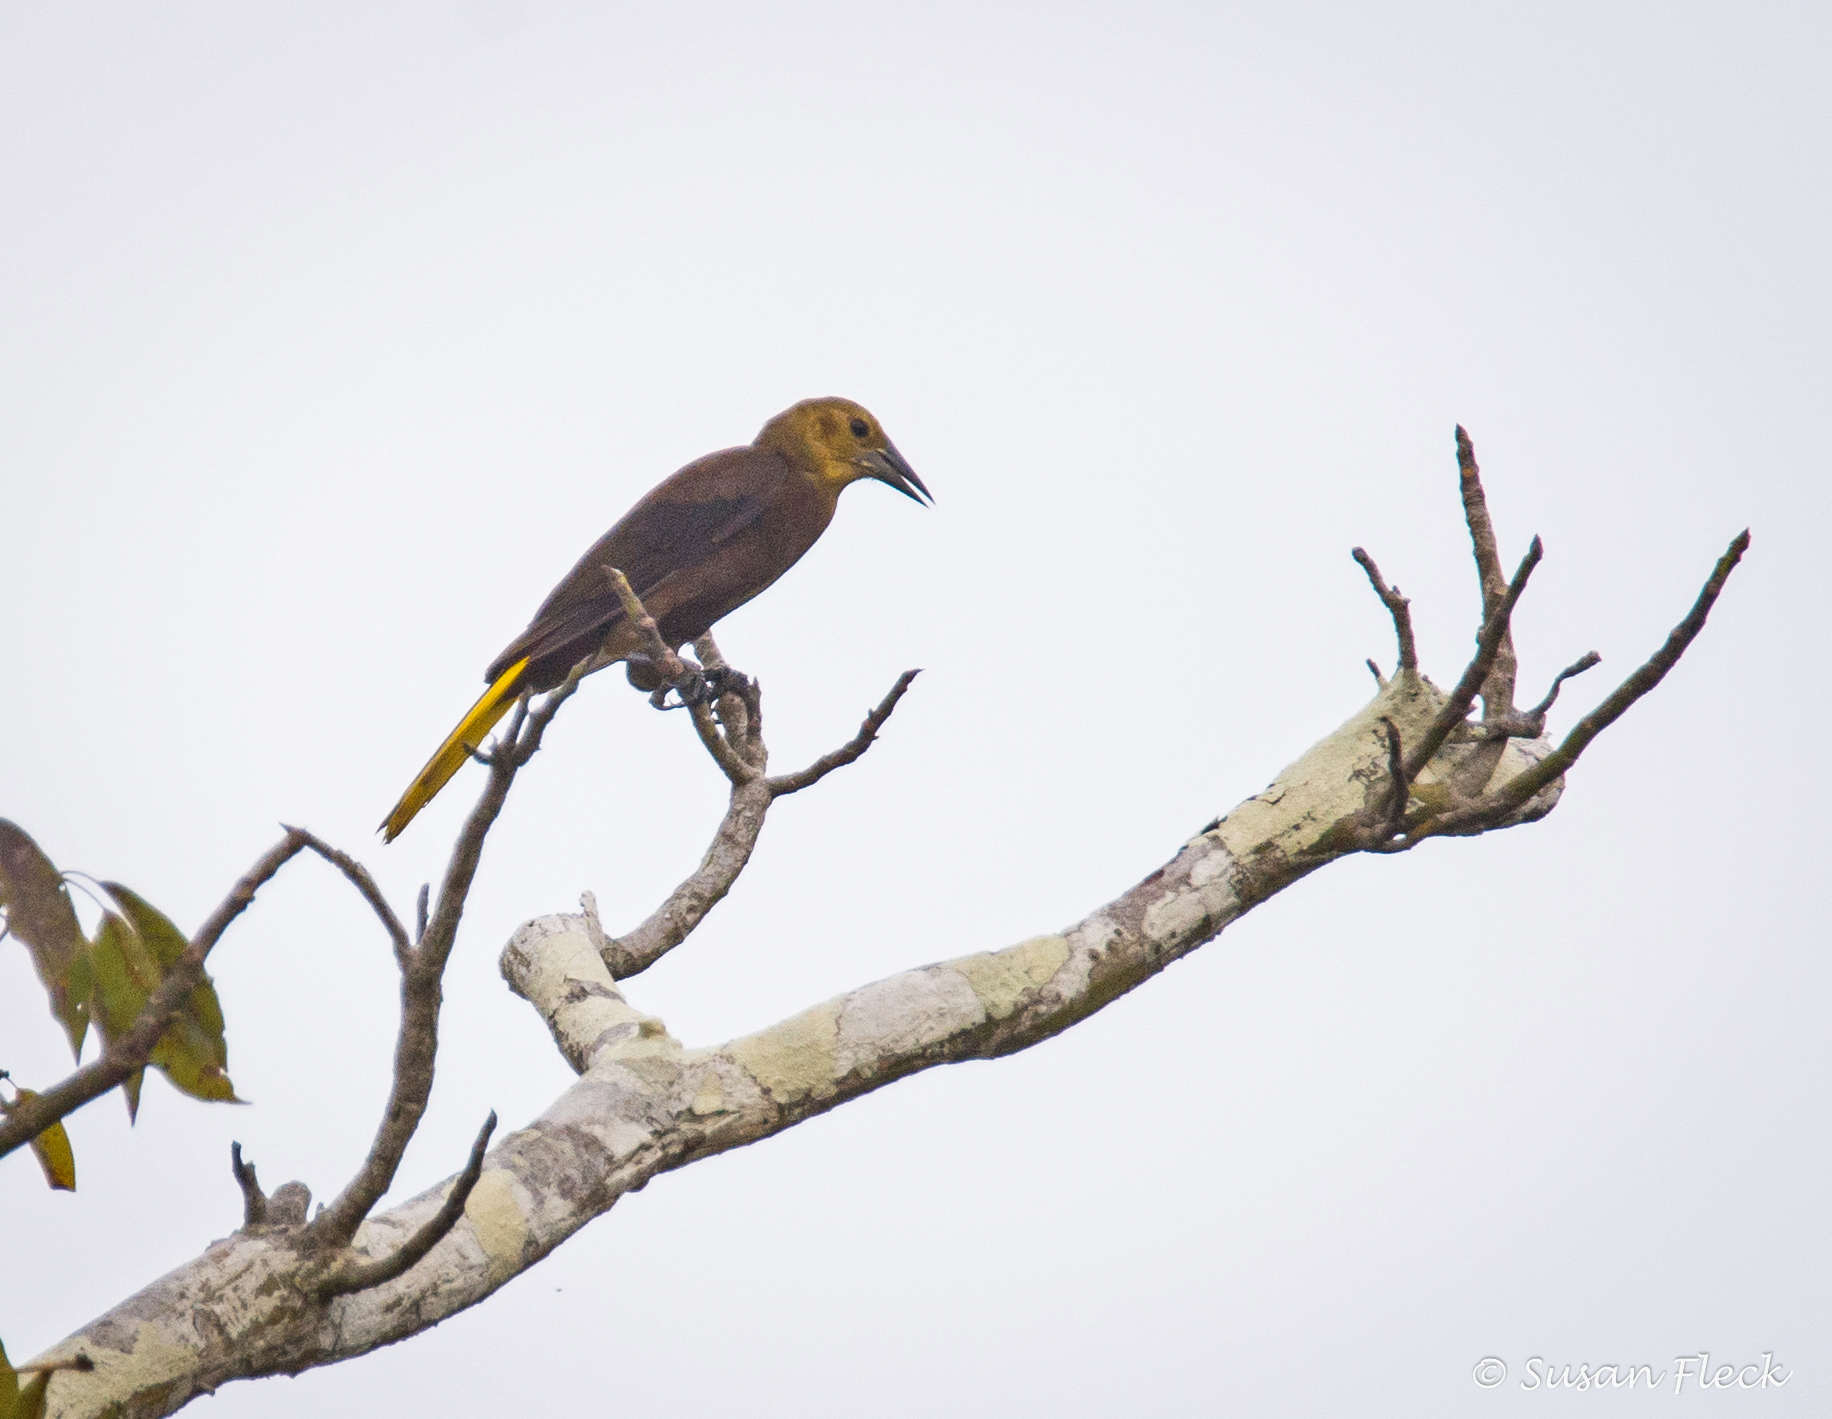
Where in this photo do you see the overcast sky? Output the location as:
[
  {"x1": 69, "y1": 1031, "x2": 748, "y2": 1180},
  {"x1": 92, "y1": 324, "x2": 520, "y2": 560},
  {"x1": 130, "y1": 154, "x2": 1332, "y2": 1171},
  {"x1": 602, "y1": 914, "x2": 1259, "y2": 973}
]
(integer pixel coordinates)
[{"x1": 2, "y1": 3, "x2": 1827, "y2": 1414}]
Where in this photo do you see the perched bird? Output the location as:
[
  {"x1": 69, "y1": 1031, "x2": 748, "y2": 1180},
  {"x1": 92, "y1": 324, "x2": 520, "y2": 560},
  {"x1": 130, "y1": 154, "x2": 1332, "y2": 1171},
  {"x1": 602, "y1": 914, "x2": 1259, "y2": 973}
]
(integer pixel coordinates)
[{"x1": 380, "y1": 396, "x2": 929, "y2": 841}]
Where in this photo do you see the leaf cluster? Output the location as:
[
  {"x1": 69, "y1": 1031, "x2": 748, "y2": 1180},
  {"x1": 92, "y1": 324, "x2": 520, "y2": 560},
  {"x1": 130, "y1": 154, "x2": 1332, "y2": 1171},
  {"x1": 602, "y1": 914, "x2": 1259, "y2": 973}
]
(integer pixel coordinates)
[{"x1": 0, "y1": 820, "x2": 240, "y2": 1192}]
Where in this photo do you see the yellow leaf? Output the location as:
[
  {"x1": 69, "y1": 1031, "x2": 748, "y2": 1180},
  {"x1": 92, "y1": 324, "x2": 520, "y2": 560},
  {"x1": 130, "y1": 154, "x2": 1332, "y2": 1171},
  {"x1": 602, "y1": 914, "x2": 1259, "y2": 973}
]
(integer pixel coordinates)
[{"x1": 9, "y1": 1090, "x2": 76, "y2": 1191}]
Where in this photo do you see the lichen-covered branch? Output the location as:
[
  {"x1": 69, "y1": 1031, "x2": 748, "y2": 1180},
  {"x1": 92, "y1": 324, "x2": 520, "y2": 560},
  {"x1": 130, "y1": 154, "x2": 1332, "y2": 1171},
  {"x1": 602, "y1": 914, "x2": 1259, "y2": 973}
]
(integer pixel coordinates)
[
  {"x1": 24, "y1": 663, "x2": 1566, "y2": 1419},
  {"x1": 24, "y1": 431, "x2": 1748, "y2": 1419}
]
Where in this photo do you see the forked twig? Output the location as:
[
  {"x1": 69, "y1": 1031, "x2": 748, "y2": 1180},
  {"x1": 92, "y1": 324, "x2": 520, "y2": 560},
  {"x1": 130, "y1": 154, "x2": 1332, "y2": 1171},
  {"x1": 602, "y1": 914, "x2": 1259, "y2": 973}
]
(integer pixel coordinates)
[
  {"x1": 1401, "y1": 536, "x2": 1542, "y2": 781},
  {"x1": 309, "y1": 660, "x2": 584, "y2": 1249},
  {"x1": 1433, "y1": 531, "x2": 1750, "y2": 832},
  {"x1": 316, "y1": 1112, "x2": 497, "y2": 1299},
  {"x1": 768, "y1": 671, "x2": 922, "y2": 796}
]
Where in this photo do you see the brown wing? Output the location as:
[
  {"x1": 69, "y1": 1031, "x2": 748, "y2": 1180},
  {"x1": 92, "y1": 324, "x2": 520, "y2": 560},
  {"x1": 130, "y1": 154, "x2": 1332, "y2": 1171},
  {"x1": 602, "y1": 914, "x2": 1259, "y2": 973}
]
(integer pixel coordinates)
[{"x1": 486, "y1": 446, "x2": 789, "y2": 684}]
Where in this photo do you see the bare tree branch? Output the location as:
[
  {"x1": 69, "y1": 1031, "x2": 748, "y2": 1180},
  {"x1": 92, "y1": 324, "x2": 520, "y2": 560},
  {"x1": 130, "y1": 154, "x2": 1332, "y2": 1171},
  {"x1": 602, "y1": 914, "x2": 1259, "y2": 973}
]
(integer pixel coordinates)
[
  {"x1": 603, "y1": 780, "x2": 774, "y2": 978},
  {"x1": 21, "y1": 434, "x2": 1751, "y2": 1418},
  {"x1": 767, "y1": 671, "x2": 921, "y2": 796},
  {"x1": 689, "y1": 696, "x2": 760, "y2": 785},
  {"x1": 1425, "y1": 530, "x2": 1750, "y2": 834},
  {"x1": 308, "y1": 661, "x2": 584, "y2": 1249},
  {"x1": 290, "y1": 829, "x2": 411, "y2": 965},
  {"x1": 0, "y1": 829, "x2": 309, "y2": 1158},
  {"x1": 1464, "y1": 651, "x2": 1602, "y2": 741},
  {"x1": 229, "y1": 1142, "x2": 266, "y2": 1228},
  {"x1": 314, "y1": 1113, "x2": 497, "y2": 1299},
  {"x1": 1401, "y1": 536, "x2": 1541, "y2": 781},
  {"x1": 1351, "y1": 548, "x2": 1417, "y2": 673},
  {"x1": 1456, "y1": 425, "x2": 1520, "y2": 716}
]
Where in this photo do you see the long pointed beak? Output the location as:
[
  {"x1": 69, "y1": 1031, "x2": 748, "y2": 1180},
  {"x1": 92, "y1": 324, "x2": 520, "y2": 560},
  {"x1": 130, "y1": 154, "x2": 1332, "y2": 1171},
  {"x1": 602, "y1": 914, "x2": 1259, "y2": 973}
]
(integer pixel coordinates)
[{"x1": 856, "y1": 442, "x2": 932, "y2": 505}]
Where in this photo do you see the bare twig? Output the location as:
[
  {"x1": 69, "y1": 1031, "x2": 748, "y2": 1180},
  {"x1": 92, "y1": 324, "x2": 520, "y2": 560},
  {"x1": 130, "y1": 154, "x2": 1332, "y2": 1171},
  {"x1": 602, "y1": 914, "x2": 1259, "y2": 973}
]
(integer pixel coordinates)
[
  {"x1": 1400, "y1": 536, "x2": 1542, "y2": 782},
  {"x1": 290, "y1": 828, "x2": 410, "y2": 966},
  {"x1": 230, "y1": 1142, "x2": 267, "y2": 1228},
  {"x1": 602, "y1": 567, "x2": 760, "y2": 782},
  {"x1": 603, "y1": 567, "x2": 688, "y2": 681},
  {"x1": 1456, "y1": 425, "x2": 1519, "y2": 716},
  {"x1": 315, "y1": 1112, "x2": 497, "y2": 1299},
  {"x1": 0, "y1": 830, "x2": 309, "y2": 1159},
  {"x1": 690, "y1": 699, "x2": 760, "y2": 785},
  {"x1": 13, "y1": 1355, "x2": 92, "y2": 1376},
  {"x1": 1351, "y1": 548, "x2": 1418, "y2": 673},
  {"x1": 604, "y1": 779, "x2": 774, "y2": 978},
  {"x1": 1451, "y1": 531, "x2": 1750, "y2": 825},
  {"x1": 600, "y1": 668, "x2": 922, "y2": 977},
  {"x1": 309, "y1": 661, "x2": 584, "y2": 1249},
  {"x1": 1464, "y1": 651, "x2": 1602, "y2": 740},
  {"x1": 415, "y1": 883, "x2": 430, "y2": 945},
  {"x1": 1377, "y1": 717, "x2": 1408, "y2": 833},
  {"x1": 768, "y1": 671, "x2": 922, "y2": 796}
]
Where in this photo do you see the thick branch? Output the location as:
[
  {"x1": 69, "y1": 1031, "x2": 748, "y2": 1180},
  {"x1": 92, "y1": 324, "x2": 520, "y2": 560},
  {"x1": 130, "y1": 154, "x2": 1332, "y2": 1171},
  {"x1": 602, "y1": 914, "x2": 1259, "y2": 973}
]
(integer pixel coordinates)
[
  {"x1": 0, "y1": 830, "x2": 308, "y2": 1159},
  {"x1": 27, "y1": 669, "x2": 1563, "y2": 1415},
  {"x1": 27, "y1": 444, "x2": 1747, "y2": 1418}
]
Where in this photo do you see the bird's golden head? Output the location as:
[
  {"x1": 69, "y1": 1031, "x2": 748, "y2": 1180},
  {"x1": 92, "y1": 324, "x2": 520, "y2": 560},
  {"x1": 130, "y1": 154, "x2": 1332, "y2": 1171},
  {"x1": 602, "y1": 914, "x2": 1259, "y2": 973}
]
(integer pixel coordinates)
[{"x1": 756, "y1": 397, "x2": 931, "y2": 504}]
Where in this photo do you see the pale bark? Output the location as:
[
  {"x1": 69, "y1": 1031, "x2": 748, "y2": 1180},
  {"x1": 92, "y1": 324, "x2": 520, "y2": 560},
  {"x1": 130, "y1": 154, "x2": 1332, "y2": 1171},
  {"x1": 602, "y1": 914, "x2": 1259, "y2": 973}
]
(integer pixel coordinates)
[
  {"x1": 18, "y1": 433, "x2": 1745, "y2": 1417},
  {"x1": 30, "y1": 670, "x2": 1558, "y2": 1418}
]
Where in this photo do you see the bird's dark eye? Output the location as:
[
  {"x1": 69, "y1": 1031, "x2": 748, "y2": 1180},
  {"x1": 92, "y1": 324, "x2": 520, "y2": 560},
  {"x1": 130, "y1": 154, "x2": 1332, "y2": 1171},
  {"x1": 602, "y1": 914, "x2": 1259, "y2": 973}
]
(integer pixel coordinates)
[{"x1": 849, "y1": 417, "x2": 869, "y2": 439}]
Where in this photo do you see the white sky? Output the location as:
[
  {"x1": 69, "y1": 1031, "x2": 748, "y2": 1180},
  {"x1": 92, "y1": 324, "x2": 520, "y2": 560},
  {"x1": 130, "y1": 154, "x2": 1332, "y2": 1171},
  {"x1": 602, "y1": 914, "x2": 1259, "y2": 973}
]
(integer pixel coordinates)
[{"x1": 2, "y1": 3, "x2": 1827, "y2": 1414}]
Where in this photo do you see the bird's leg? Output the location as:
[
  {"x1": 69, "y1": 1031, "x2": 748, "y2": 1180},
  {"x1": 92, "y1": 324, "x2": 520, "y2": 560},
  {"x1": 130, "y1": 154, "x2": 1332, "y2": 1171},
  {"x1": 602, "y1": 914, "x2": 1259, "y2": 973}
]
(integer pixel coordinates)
[
  {"x1": 701, "y1": 664, "x2": 753, "y2": 706},
  {"x1": 624, "y1": 654, "x2": 665, "y2": 694},
  {"x1": 630, "y1": 653, "x2": 715, "y2": 712}
]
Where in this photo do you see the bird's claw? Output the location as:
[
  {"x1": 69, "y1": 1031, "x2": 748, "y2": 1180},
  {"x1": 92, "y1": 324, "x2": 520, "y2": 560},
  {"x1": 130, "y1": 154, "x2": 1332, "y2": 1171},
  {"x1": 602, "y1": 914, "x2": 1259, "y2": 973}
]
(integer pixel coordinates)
[
  {"x1": 650, "y1": 671, "x2": 707, "y2": 711},
  {"x1": 629, "y1": 653, "x2": 752, "y2": 713},
  {"x1": 701, "y1": 666, "x2": 753, "y2": 703}
]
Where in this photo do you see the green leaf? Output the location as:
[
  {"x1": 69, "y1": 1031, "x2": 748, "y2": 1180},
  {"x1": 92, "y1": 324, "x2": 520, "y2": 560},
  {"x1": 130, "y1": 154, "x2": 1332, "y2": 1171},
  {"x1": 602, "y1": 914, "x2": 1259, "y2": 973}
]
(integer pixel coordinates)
[
  {"x1": 86, "y1": 913, "x2": 154, "y2": 1121},
  {"x1": 102, "y1": 885, "x2": 241, "y2": 1106},
  {"x1": 0, "y1": 820, "x2": 89, "y2": 1058},
  {"x1": 8, "y1": 1088, "x2": 76, "y2": 1191},
  {"x1": 8, "y1": 1372, "x2": 49, "y2": 1419},
  {"x1": 0, "y1": 1341, "x2": 55, "y2": 1419}
]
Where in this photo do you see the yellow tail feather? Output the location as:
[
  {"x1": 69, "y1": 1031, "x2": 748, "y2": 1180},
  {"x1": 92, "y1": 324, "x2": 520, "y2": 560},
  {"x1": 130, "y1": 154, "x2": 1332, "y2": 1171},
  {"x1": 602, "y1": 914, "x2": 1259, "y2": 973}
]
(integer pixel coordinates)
[{"x1": 380, "y1": 658, "x2": 530, "y2": 842}]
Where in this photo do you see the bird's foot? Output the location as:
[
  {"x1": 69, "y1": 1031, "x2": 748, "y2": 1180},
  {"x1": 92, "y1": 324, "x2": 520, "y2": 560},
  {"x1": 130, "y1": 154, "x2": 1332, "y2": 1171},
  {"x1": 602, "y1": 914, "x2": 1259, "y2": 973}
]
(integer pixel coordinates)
[
  {"x1": 625, "y1": 653, "x2": 667, "y2": 694},
  {"x1": 629, "y1": 654, "x2": 754, "y2": 715},
  {"x1": 701, "y1": 665, "x2": 753, "y2": 704},
  {"x1": 626, "y1": 652, "x2": 709, "y2": 708}
]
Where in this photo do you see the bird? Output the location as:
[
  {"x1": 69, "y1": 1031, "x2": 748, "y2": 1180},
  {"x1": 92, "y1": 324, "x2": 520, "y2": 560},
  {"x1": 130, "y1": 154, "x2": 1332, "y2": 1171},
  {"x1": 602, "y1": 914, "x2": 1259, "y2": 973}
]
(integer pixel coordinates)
[{"x1": 380, "y1": 396, "x2": 930, "y2": 842}]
